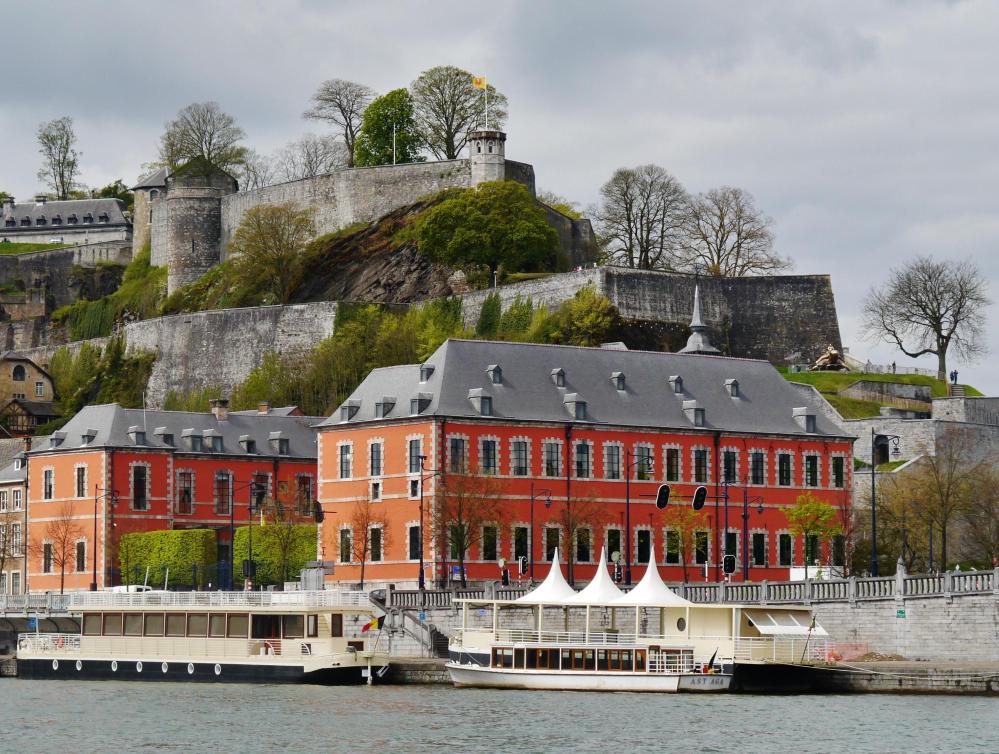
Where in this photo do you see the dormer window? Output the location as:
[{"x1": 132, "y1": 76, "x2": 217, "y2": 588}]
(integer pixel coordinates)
[
  {"x1": 35, "y1": 217, "x2": 46, "y2": 226},
  {"x1": 683, "y1": 400, "x2": 705, "y2": 427},
  {"x1": 419, "y1": 364, "x2": 435, "y2": 382},
  {"x1": 340, "y1": 401, "x2": 360, "y2": 422},
  {"x1": 563, "y1": 393, "x2": 586, "y2": 420},
  {"x1": 211, "y1": 436, "x2": 223, "y2": 452},
  {"x1": 374, "y1": 396, "x2": 396, "y2": 418},
  {"x1": 49, "y1": 432, "x2": 65, "y2": 448},
  {"x1": 81, "y1": 429, "x2": 97, "y2": 445},
  {"x1": 14, "y1": 458, "x2": 22, "y2": 470},
  {"x1": 68, "y1": 214, "x2": 78, "y2": 224},
  {"x1": 4, "y1": 219, "x2": 14, "y2": 228},
  {"x1": 51, "y1": 214, "x2": 62, "y2": 225},
  {"x1": 551, "y1": 368, "x2": 565, "y2": 388},
  {"x1": 239, "y1": 435, "x2": 257, "y2": 454},
  {"x1": 270, "y1": 432, "x2": 289, "y2": 455},
  {"x1": 20, "y1": 217, "x2": 30, "y2": 226},
  {"x1": 468, "y1": 389, "x2": 493, "y2": 416},
  {"x1": 611, "y1": 371, "x2": 625, "y2": 391},
  {"x1": 83, "y1": 213, "x2": 93, "y2": 223},
  {"x1": 410, "y1": 392, "x2": 432, "y2": 415},
  {"x1": 98, "y1": 212, "x2": 109, "y2": 223},
  {"x1": 793, "y1": 407, "x2": 817, "y2": 434},
  {"x1": 153, "y1": 427, "x2": 173, "y2": 447},
  {"x1": 127, "y1": 426, "x2": 146, "y2": 445},
  {"x1": 725, "y1": 379, "x2": 740, "y2": 398},
  {"x1": 668, "y1": 375, "x2": 683, "y2": 394},
  {"x1": 486, "y1": 364, "x2": 502, "y2": 384},
  {"x1": 150, "y1": 189, "x2": 160, "y2": 200},
  {"x1": 182, "y1": 429, "x2": 203, "y2": 452}
]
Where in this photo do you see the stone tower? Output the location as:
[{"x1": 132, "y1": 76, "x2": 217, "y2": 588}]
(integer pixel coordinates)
[
  {"x1": 130, "y1": 167, "x2": 167, "y2": 255},
  {"x1": 467, "y1": 130, "x2": 506, "y2": 186},
  {"x1": 679, "y1": 284, "x2": 721, "y2": 355},
  {"x1": 163, "y1": 158, "x2": 238, "y2": 295}
]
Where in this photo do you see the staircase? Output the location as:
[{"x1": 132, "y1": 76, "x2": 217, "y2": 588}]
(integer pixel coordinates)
[
  {"x1": 369, "y1": 589, "x2": 452, "y2": 658},
  {"x1": 949, "y1": 384, "x2": 966, "y2": 397}
]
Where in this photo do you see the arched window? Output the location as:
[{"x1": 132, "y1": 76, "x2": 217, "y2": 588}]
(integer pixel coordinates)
[
  {"x1": 150, "y1": 189, "x2": 160, "y2": 200},
  {"x1": 12, "y1": 365, "x2": 26, "y2": 382}
]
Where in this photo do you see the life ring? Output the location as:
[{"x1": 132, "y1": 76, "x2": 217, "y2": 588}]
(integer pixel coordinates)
[
  {"x1": 75, "y1": 660, "x2": 82, "y2": 672},
  {"x1": 187, "y1": 663, "x2": 195, "y2": 675},
  {"x1": 51, "y1": 659, "x2": 59, "y2": 671},
  {"x1": 136, "y1": 661, "x2": 143, "y2": 673},
  {"x1": 214, "y1": 663, "x2": 222, "y2": 676},
  {"x1": 111, "y1": 661, "x2": 118, "y2": 672},
  {"x1": 161, "y1": 662, "x2": 169, "y2": 674}
]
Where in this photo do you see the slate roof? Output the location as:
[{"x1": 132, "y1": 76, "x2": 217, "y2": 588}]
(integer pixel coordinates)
[
  {"x1": 29, "y1": 403, "x2": 323, "y2": 459},
  {"x1": 0, "y1": 352, "x2": 53, "y2": 381},
  {"x1": 1, "y1": 400, "x2": 57, "y2": 418},
  {"x1": 131, "y1": 167, "x2": 168, "y2": 190},
  {"x1": 322, "y1": 339, "x2": 851, "y2": 439},
  {"x1": 0, "y1": 438, "x2": 27, "y2": 480},
  {"x1": 0, "y1": 198, "x2": 129, "y2": 232}
]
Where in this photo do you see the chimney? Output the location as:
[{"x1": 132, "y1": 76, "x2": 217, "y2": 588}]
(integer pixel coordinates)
[
  {"x1": 21, "y1": 436, "x2": 32, "y2": 453},
  {"x1": 34, "y1": 195, "x2": 47, "y2": 205},
  {"x1": 257, "y1": 400, "x2": 271, "y2": 415},
  {"x1": 210, "y1": 397, "x2": 230, "y2": 421},
  {"x1": 2, "y1": 196, "x2": 13, "y2": 208}
]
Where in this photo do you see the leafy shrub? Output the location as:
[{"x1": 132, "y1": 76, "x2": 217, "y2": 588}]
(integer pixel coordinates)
[{"x1": 119, "y1": 529, "x2": 217, "y2": 588}]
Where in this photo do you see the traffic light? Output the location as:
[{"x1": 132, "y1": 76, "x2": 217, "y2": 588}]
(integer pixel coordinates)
[
  {"x1": 518, "y1": 555, "x2": 528, "y2": 575},
  {"x1": 242, "y1": 559, "x2": 257, "y2": 578},
  {"x1": 250, "y1": 482, "x2": 266, "y2": 513},
  {"x1": 723, "y1": 555, "x2": 736, "y2": 575},
  {"x1": 692, "y1": 485, "x2": 708, "y2": 510},
  {"x1": 312, "y1": 500, "x2": 325, "y2": 523},
  {"x1": 501, "y1": 568, "x2": 510, "y2": 586},
  {"x1": 655, "y1": 484, "x2": 670, "y2": 510},
  {"x1": 614, "y1": 561, "x2": 622, "y2": 583}
]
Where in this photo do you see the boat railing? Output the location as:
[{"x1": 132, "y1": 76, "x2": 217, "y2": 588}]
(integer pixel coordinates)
[
  {"x1": 494, "y1": 629, "x2": 642, "y2": 645},
  {"x1": 66, "y1": 590, "x2": 371, "y2": 610},
  {"x1": 648, "y1": 653, "x2": 696, "y2": 674},
  {"x1": 18, "y1": 632, "x2": 344, "y2": 660},
  {"x1": 733, "y1": 636, "x2": 830, "y2": 664}
]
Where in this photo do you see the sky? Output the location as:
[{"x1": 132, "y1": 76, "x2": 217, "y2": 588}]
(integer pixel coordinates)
[{"x1": 1, "y1": 0, "x2": 996, "y2": 392}]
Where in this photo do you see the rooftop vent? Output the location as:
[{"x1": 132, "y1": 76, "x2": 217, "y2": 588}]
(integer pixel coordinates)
[
  {"x1": 600, "y1": 342, "x2": 628, "y2": 351},
  {"x1": 34, "y1": 195, "x2": 46, "y2": 205},
  {"x1": 668, "y1": 375, "x2": 683, "y2": 394}
]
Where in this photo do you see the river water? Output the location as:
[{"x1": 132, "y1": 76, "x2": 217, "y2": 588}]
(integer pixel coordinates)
[{"x1": 1, "y1": 679, "x2": 997, "y2": 753}]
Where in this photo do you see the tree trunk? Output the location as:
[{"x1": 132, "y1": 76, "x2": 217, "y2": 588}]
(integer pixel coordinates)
[
  {"x1": 937, "y1": 351, "x2": 947, "y2": 383},
  {"x1": 60, "y1": 566, "x2": 65, "y2": 594},
  {"x1": 359, "y1": 558, "x2": 366, "y2": 589},
  {"x1": 941, "y1": 520, "x2": 948, "y2": 571}
]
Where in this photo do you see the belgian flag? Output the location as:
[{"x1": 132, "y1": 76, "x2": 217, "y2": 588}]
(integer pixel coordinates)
[{"x1": 361, "y1": 615, "x2": 386, "y2": 633}]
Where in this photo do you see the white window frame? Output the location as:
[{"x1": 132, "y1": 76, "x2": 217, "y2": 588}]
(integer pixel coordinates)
[
  {"x1": 337, "y1": 441, "x2": 353, "y2": 480},
  {"x1": 603, "y1": 441, "x2": 623, "y2": 481},
  {"x1": 479, "y1": 435, "x2": 501, "y2": 476},
  {"x1": 662, "y1": 444, "x2": 683, "y2": 483},
  {"x1": 572, "y1": 439, "x2": 594, "y2": 479},
  {"x1": 509, "y1": 436, "x2": 531, "y2": 477},
  {"x1": 129, "y1": 461, "x2": 152, "y2": 511}
]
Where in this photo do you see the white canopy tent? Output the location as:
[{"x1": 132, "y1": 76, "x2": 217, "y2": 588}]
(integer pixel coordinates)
[
  {"x1": 612, "y1": 553, "x2": 692, "y2": 608},
  {"x1": 514, "y1": 548, "x2": 578, "y2": 604},
  {"x1": 562, "y1": 549, "x2": 624, "y2": 605}
]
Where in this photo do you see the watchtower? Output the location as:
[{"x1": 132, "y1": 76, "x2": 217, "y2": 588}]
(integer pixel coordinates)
[{"x1": 467, "y1": 130, "x2": 507, "y2": 186}]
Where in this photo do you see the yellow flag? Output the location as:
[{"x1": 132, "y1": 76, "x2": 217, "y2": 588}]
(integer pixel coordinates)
[{"x1": 471, "y1": 76, "x2": 487, "y2": 90}]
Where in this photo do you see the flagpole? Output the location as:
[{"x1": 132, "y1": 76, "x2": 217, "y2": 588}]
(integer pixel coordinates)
[{"x1": 485, "y1": 85, "x2": 489, "y2": 129}]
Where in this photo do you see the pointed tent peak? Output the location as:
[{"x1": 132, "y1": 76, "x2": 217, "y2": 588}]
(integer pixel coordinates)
[
  {"x1": 613, "y1": 552, "x2": 692, "y2": 607},
  {"x1": 515, "y1": 548, "x2": 578, "y2": 604},
  {"x1": 564, "y1": 547, "x2": 624, "y2": 604}
]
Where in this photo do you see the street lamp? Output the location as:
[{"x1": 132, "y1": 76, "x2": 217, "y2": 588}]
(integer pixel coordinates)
[
  {"x1": 92, "y1": 486, "x2": 118, "y2": 592},
  {"x1": 870, "y1": 430, "x2": 901, "y2": 576},
  {"x1": 529, "y1": 482, "x2": 552, "y2": 583},
  {"x1": 740, "y1": 481, "x2": 765, "y2": 580},
  {"x1": 417, "y1": 455, "x2": 445, "y2": 596},
  {"x1": 624, "y1": 448, "x2": 654, "y2": 585}
]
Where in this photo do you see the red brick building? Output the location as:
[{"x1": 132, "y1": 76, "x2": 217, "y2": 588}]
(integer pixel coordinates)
[
  {"x1": 25, "y1": 400, "x2": 320, "y2": 592},
  {"x1": 317, "y1": 339, "x2": 855, "y2": 587}
]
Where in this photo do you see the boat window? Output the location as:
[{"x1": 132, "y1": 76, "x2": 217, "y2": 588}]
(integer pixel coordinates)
[
  {"x1": 307, "y1": 615, "x2": 318, "y2": 638},
  {"x1": 635, "y1": 649, "x2": 646, "y2": 671},
  {"x1": 526, "y1": 648, "x2": 538, "y2": 668},
  {"x1": 621, "y1": 650, "x2": 633, "y2": 671},
  {"x1": 597, "y1": 649, "x2": 609, "y2": 671},
  {"x1": 676, "y1": 617, "x2": 687, "y2": 632},
  {"x1": 609, "y1": 650, "x2": 620, "y2": 671},
  {"x1": 209, "y1": 614, "x2": 226, "y2": 637},
  {"x1": 102, "y1": 613, "x2": 123, "y2": 636},
  {"x1": 492, "y1": 647, "x2": 514, "y2": 668},
  {"x1": 143, "y1": 613, "x2": 165, "y2": 637},
  {"x1": 514, "y1": 648, "x2": 525, "y2": 668},
  {"x1": 188, "y1": 613, "x2": 208, "y2": 637},
  {"x1": 252, "y1": 615, "x2": 281, "y2": 639},
  {"x1": 83, "y1": 614, "x2": 102, "y2": 636},
  {"x1": 282, "y1": 615, "x2": 304, "y2": 639},
  {"x1": 124, "y1": 614, "x2": 142, "y2": 636},
  {"x1": 165, "y1": 614, "x2": 186, "y2": 637},
  {"x1": 227, "y1": 614, "x2": 249, "y2": 638},
  {"x1": 561, "y1": 649, "x2": 570, "y2": 668},
  {"x1": 331, "y1": 613, "x2": 344, "y2": 638}
]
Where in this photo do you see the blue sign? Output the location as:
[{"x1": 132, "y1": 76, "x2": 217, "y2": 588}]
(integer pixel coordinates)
[
  {"x1": 451, "y1": 566, "x2": 462, "y2": 576},
  {"x1": 418, "y1": 611, "x2": 426, "y2": 621},
  {"x1": 26, "y1": 617, "x2": 36, "y2": 630}
]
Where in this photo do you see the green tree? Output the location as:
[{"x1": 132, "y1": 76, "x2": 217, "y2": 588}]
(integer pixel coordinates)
[
  {"x1": 410, "y1": 65, "x2": 508, "y2": 160},
  {"x1": 548, "y1": 284, "x2": 621, "y2": 346},
  {"x1": 37, "y1": 116, "x2": 81, "y2": 199},
  {"x1": 353, "y1": 89, "x2": 424, "y2": 167},
  {"x1": 475, "y1": 292, "x2": 502, "y2": 338},
  {"x1": 785, "y1": 492, "x2": 844, "y2": 579},
  {"x1": 95, "y1": 179, "x2": 135, "y2": 212},
  {"x1": 538, "y1": 189, "x2": 582, "y2": 220},
  {"x1": 417, "y1": 181, "x2": 558, "y2": 278},
  {"x1": 662, "y1": 504, "x2": 709, "y2": 583},
  {"x1": 159, "y1": 101, "x2": 247, "y2": 171},
  {"x1": 227, "y1": 201, "x2": 315, "y2": 304}
]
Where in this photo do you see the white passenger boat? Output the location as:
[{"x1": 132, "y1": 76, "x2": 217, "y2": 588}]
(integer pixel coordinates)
[
  {"x1": 17, "y1": 590, "x2": 390, "y2": 684},
  {"x1": 447, "y1": 550, "x2": 828, "y2": 693}
]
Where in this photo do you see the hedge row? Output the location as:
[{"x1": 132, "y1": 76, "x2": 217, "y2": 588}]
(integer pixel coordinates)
[
  {"x1": 119, "y1": 529, "x2": 217, "y2": 587},
  {"x1": 233, "y1": 523, "x2": 317, "y2": 587}
]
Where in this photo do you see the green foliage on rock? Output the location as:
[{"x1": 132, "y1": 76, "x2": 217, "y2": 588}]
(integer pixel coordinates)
[
  {"x1": 233, "y1": 523, "x2": 317, "y2": 587},
  {"x1": 415, "y1": 181, "x2": 559, "y2": 276},
  {"x1": 353, "y1": 88, "x2": 424, "y2": 167},
  {"x1": 119, "y1": 529, "x2": 217, "y2": 587},
  {"x1": 49, "y1": 337, "x2": 155, "y2": 416},
  {"x1": 475, "y1": 292, "x2": 502, "y2": 338},
  {"x1": 163, "y1": 385, "x2": 224, "y2": 412},
  {"x1": 50, "y1": 246, "x2": 166, "y2": 340},
  {"x1": 95, "y1": 178, "x2": 135, "y2": 213}
]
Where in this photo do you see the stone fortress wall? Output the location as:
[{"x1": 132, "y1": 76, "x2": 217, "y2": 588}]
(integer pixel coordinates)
[{"x1": 458, "y1": 267, "x2": 843, "y2": 367}]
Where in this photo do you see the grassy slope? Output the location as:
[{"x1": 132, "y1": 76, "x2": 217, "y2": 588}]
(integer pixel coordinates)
[
  {"x1": 0, "y1": 241, "x2": 68, "y2": 255},
  {"x1": 780, "y1": 368, "x2": 983, "y2": 420}
]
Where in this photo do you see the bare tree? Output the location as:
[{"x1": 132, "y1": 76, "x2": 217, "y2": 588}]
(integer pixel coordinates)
[
  {"x1": 346, "y1": 497, "x2": 389, "y2": 589},
  {"x1": 37, "y1": 116, "x2": 81, "y2": 199},
  {"x1": 682, "y1": 186, "x2": 789, "y2": 276},
  {"x1": 239, "y1": 148, "x2": 278, "y2": 191},
  {"x1": 594, "y1": 165, "x2": 690, "y2": 270},
  {"x1": 227, "y1": 201, "x2": 315, "y2": 303},
  {"x1": 275, "y1": 134, "x2": 348, "y2": 182},
  {"x1": 548, "y1": 493, "x2": 605, "y2": 585},
  {"x1": 537, "y1": 189, "x2": 582, "y2": 220},
  {"x1": 0, "y1": 508, "x2": 23, "y2": 591},
  {"x1": 662, "y1": 504, "x2": 708, "y2": 582},
  {"x1": 304, "y1": 79, "x2": 375, "y2": 168},
  {"x1": 862, "y1": 256, "x2": 990, "y2": 381},
  {"x1": 959, "y1": 459, "x2": 999, "y2": 567},
  {"x1": 159, "y1": 101, "x2": 247, "y2": 171},
  {"x1": 257, "y1": 489, "x2": 315, "y2": 586},
  {"x1": 432, "y1": 469, "x2": 507, "y2": 587},
  {"x1": 410, "y1": 65, "x2": 508, "y2": 160},
  {"x1": 33, "y1": 501, "x2": 84, "y2": 594}
]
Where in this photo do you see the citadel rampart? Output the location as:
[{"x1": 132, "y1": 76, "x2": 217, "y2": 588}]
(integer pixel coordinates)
[{"x1": 459, "y1": 267, "x2": 842, "y2": 366}]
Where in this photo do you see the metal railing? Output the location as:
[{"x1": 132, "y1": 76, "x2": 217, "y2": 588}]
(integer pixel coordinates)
[
  {"x1": 493, "y1": 629, "x2": 641, "y2": 646},
  {"x1": 648, "y1": 653, "x2": 696, "y2": 674},
  {"x1": 66, "y1": 590, "x2": 371, "y2": 610},
  {"x1": 17, "y1": 633, "x2": 81, "y2": 653},
  {"x1": 734, "y1": 636, "x2": 831, "y2": 663},
  {"x1": 17, "y1": 632, "x2": 335, "y2": 659},
  {"x1": 0, "y1": 594, "x2": 72, "y2": 613}
]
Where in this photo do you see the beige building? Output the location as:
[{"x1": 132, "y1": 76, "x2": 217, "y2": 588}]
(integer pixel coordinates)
[
  {"x1": 0, "y1": 353, "x2": 56, "y2": 436},
  {"x1": 0, "y1": 440, "x2": 29, "y2": 594}
]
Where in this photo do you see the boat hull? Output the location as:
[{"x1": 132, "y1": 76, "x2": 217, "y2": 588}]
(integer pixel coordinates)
[
  {"x1": 446, "y1": 663, "x2": 731, "y2": 692},
  {"x1": 17, "y1": 657, "x2": 377, "y2": 685}
]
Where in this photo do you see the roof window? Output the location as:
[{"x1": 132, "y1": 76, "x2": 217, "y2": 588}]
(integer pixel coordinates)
[
  {"x1": 419, "y1": 364, "x2": 435, "y2": 382},
  {"x1": 410, "y1": 392, "x2": 432, "y2": 415},
  {"x1": 98, "y1": 212, "x2": 109, "y2": 223},
  {"x1": 128, "y1": 425, "x2": 146, "y2": 445},
  {"x1": 486, "y1": 364, "x2": 502, "y2": 384},
  {"x1": 83, "y1": 213, "x2": 93, "y2": 224},
  {"x1": 468, "y1": 388, "x2": 493, "y2": 416},
  {"x1": 51, "y1": 214, "x2": 62, "y2": 225},
  {"x1": 725, "y1": 379, "x2": 740, "y2": 398},
  {"x1": 611, "y1": 371, "x2": 626, "y2": 391},
  {"x1": 563, "y1": 393, "x2": 587, "y2": 420},
  {"x1": 50, "y1": 431, "x2": 66, "y2": 448},
  {"x1": 81, "y1": 428, "x2": 97, "y2": 445},
  {"x1": 67, "y1": 214, "x2": 78, "y2": 224},
  {"x1": 35, "y1": 217, "x2": 46, "y2": 226},
  {"x1": 551, "y1": 368, "x2": 565, "y2": 388},
  {"x1": 668, "y1": 375, "x2": 683, "y2": 394},
  {"x1": 181, "y1": 428, "x2": 203, "y2": 452},
  {"x1": 20, "y1": 217, "x2": 30, "y2": 227},
  {"x1": 340, "y1": 401, "x2": 360, "y2": 422},
  {"x1": 374, "y1": 396, "x2": 396, "y2": 418},
  {"x1": 269, "y1": 432, "x2": 290, "y2": 455},
  {"x1": 682, "y1": 400, "x2": 705, "y2": 427},
  {"x1": 239, "y1": 435, "x2": 257, "y2": 454},
  {"x1": 793, "y1": 407, "x2": 817, "y2": 434}
]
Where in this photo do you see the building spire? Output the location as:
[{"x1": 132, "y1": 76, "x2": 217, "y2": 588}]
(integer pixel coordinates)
[{"x1": 679, "y1": 284, "x2": 720, "y2": 355}]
